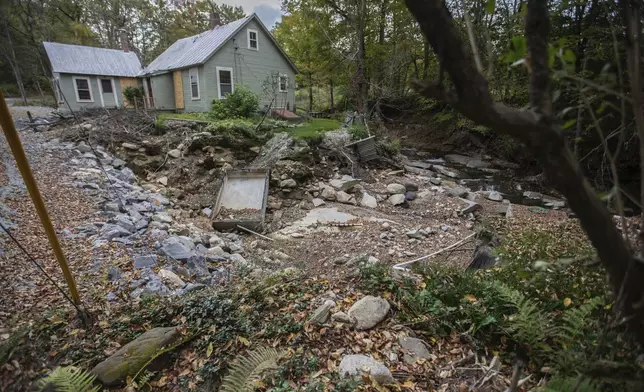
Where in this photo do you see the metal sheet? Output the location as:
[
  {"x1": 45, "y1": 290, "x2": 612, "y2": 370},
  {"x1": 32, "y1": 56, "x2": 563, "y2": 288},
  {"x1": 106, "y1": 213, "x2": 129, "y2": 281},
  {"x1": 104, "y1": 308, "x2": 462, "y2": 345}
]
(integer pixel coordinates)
[
  {"x1": 212, "y1": 169, "x2": 269, "y2": 231},
  {"x1": 43, "y1": 42, "x2": 142, "y2": 77}
]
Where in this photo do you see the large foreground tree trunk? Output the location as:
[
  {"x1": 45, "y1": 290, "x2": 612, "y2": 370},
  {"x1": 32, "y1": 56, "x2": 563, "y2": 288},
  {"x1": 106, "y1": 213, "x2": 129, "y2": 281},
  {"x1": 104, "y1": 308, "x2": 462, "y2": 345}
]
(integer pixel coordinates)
[{"x1": 404, "y1": 0, "x2": 644, "y2": 344}]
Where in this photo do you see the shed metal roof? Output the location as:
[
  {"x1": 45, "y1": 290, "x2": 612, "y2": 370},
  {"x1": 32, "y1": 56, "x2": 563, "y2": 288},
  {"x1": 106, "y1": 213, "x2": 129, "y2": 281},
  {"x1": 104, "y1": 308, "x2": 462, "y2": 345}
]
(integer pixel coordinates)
[
  {"x1": 43, "y1": 42, "x2": 142, "y2": 77},
  {"x1": 141, "y1": 14, "x2": 298, "y2": 75}
]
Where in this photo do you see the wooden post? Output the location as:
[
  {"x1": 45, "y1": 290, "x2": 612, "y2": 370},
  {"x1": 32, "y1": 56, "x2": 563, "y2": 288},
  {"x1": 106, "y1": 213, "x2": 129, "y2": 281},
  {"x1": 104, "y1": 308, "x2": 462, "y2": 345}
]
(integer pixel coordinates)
[{"x1": 0, "y1": 91, "x2": 82, "y2": 306}]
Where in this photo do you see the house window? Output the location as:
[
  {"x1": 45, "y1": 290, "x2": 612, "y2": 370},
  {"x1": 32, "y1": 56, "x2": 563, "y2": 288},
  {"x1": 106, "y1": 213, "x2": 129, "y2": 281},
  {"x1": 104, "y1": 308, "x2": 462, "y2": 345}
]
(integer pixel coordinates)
[
  {"x1": 100, "y1": 79, "x2": 113, "y2": 93},
  {"x1": 189, "y1": 67, "x2": 200, "y2": 100},
  {"x1": 247, "y1": 29, "x2": 258, "y2": 50},
  {"x1": 73, "y1": 76, "x2": 93, "y2": 102},
  {"x1": 216, "y1": 67, "x2": 234, "y2": 99},
  {"x1": 279, "y1": 75, "x2": 288, "y2": 92}
]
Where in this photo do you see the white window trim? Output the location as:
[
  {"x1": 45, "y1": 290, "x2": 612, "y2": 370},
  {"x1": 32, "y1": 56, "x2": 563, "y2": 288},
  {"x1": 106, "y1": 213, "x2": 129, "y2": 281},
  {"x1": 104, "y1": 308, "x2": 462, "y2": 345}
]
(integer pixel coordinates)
[
  {"x1": 278, "y1": 74, "x2": 288, "y2": 93},
  {"x1": 247, "y1": 28, "x2": 258, "y2": 50},
  {"x1": 72, "y1": 76, "x2": 93, "y2": 103},
  {"x1": 216, "y1": 66, "x2": 234, "y2": 99},
  {"x1": 96, "y1": 77, "x2": 105, "y2": 107},
  {"x1": 189, "y1": 67, "x2": 200, "y2": 100}
]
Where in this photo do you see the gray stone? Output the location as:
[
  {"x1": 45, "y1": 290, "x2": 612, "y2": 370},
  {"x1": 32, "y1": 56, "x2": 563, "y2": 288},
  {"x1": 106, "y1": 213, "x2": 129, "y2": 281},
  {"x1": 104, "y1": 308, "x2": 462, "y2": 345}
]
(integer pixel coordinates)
[
  {"x1": 100, "y1": 224, "x2": 131, "y2": 240},
  {"x1": 122, "y1": 142, "x2": 139, "y2": 150},
  {"x1": 460, "y1": 199, "x2": 482, "y2": 214},
  {"x1": 105, "y1": 202, "x2": 120, "y2": 212},
  {"x1": 111, "y1": 158, "x2": 126, "y2": 168},
  {"x1": 91, "y1": 327, "x2": 180, "y2": 386},
  {"x1": 387, "y1": 183, "x2": 406, "y2": 195},
  {"x1": 331, "y1": 311, "x2": 355, "y2": 324},
  {"x1": 149, "y1": 221, "x2": 169, "y2": 230},
  {"x1": 406, "y1": 229, "x2": 425, "y2": 240},
  {"x1": 387, "y1": 194, "x2": 406, "y2": 206},
  {"x1": 429, "y1": 177, "x2": 442, "y2": 185},
  {"x1": 339, "y1": 355, "x2": 393, "y2": 384},
  {"x1": 348, "y1": 296, "x2": 390, "y2": 330},
  {"x1": 76, "y1": 142, "x2": 92, "y2": 153},
  {"x1": 336, "y1": 191, "x2": 356, "y2": 205},
  {"x1": 148, "y1": 193, "x2": 170, "y2": 206},
  {"x1": 133, "y1": 254, "x2": 157, "y2": 269},
  {"x1": 180, "y1": 283, "x2": 207, "y2": 295},
  {"x1": 432, "y1": 165, "x2": 459, "y2": 178},
  {"x1": 446, "y1": 186, "x2": 469, "y2": 198},
  {"x1": 202, "y1": 207, "x2": 212, "y2": 217},
  {"x1": 186, "y1": 256, "x2": 210, "y2": 277},
  {"x1": 523, "y1": 191, "x2": 543, "y2": 200},
  {"x1": 360, "y1": 192, "x2": 377, "y2": 208},
  {"x1": 168, "y1": 149, "x2": 181, "y2": 158},
  {"x1": 107, "y1": 267, "x2": 121, "y2": 281},
  {"x1": 405, "y1": 191, "x2": 416, "y2": 201},
  {"x1": 111, "y1": 214, "x2": 135, "y2": 232},
  {"x1": 309, "y1": 299, "x2": 335, "y2": 325},
  {"x1": 209, "y1": 235, "x2": 225, "y2": 247},
  {"x1": 280, "y1": 178, "x2": 297, "y2": 188},
  {"x1": 417, "y1": 190, "x2": 432, "y2": 199},
  {"x1": 157, "y1": 176, "x2": 168, "y2": 186},
  {"x1": 398, "y1": 336, "x2": 431, "y2": 364},
  {"x1": 152, "y1": 212, "x2": 173, "y2": 223},
  {"x1": 321, "y1": 186, "x2": 336, "y2": 201},
  {"x1": 106, "y1": 292, "x2": 117, "y2": 302},
  {"x1": 158, "y1": 269, "x2": 186, "y2": 288},
  {"x1": 81, "y1": 182, "x2": 101, "y2": 190},
  {"x1": 161, "y1": 238, "x2": 194, "y2": 261},
  {"x1": 487, "y1": 191, "x2": 503, "y2": 202},
  {"x1": 229, "y1": 253, "x2": 249, "y2": 267},
  {"x1": 312, "y1": 198, "x2": 326, "y2": 207},
  {"x1": 329, "y1": 178, "x2": 360, "y2": 192},
  {"x1": 135, "y1": 218, "x2": 149, "y2": 230}
]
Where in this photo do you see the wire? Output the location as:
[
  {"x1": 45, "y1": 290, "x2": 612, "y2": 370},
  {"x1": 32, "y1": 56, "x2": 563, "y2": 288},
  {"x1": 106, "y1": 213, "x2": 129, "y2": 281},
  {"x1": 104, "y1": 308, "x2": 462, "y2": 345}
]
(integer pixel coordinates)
[{"x1": 0, "y1": 219, "x2": 84, "y2": 314}]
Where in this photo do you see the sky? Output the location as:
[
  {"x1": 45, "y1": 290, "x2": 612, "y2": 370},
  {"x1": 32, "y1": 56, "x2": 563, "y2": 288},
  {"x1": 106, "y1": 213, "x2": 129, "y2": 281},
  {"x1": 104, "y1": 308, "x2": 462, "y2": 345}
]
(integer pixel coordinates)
[{"x1": 228, "y1": 0, "x2": 283, "y2": 28}]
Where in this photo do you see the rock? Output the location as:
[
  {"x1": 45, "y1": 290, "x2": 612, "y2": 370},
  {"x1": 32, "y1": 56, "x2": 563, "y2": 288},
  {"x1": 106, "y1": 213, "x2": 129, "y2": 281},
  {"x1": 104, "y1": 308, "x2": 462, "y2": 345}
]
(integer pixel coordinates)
[
  {"x1": 495, "y1": 203, "x2": 513, "y2": 218},
  {"x1": 157, "y1": 176, "x2": 168, "y2": 186},
  {"x1": 405, "y1": 191, "x2": 417, "y2": 201},
  {"x1": 309, "y1": 299, "x2": 336, "y2": 325},
  {"x1": 202, "y1": 207, "x2": 212, "y2": 217},
  {"x1": 209, "y1": 235, "x2": 224, "y2": 247},
  {"x1": 158, "y1": 269, "x2": 186, "y2": 288},
  {"x1": 336, "y1": 191, "x2": 356, "y2": 205},
  {"x1": 76, "y1": 142, "x2": 92, "y2": 153},
  {"x1": 360, "y1": 192, "x2": 377, "y2": 208},
  {"x1": 280, "y1": 178, "x2": 297, "y2": 188},
  {"x1": 399, "y1": 336, "x2": 431, "y2": 364},
  {"x1": 185, "y1": 256, "x2": 210, "y2": 277},
  {"x1": 152, "y1": 212, "x2": 173, "y2": 223},
  {"x1": 432, "y1": 164, "x2": 459, "y2": 178},
  {"x1": 467, "y1": 245, "x2": 497, "y2": 269},
  {"x1": 543, "y1": 196, "x2": 565, "y2": 209},
  {"x1": 148, "y1": 193, "x2": 170, "y2": 206},
  {"x1": 487, "y1": 191, "x2": 503, "y2": 202},
  {"x1": 523, "y1": 191, "x2": 542, "y2": 200},
  {"x1": 446, "y1": 186, "x2": 469, "y2": 198},
  {"x1": 387, "y1": 183, "x2": 406, "y2": 195},
  {"x1": 91, "y1": 327, "x2": 180, "y2": 386},
  {"x1": 229, "y1": 253, "x2": 249, "y2": 267},
  {"x1": 111, "y1": 158, "x2": 126, "y2": 168},
  {"x1": 367, "y1": 256, "x2": 380, "y2": 264},
  {"x1": 348, "y1": 296, "x2": 390, "y2": 330},
  {"x1": 339, "y1": 355, "x2": 393, "y2": 384},
  {"x1": 135, "y1": 218, "x2": 149, "y2": 230},
  {"x1": 133, "y1": 254, "x2": 157, "y2": 269},
  {"x1": 105, "y1": 202, "x2": 120, "y2": 212},
  {"x1": 122, "y1": 142, "x2": 139, "y2": 150},
  {"x1": 312, "y1": 198, "x2": 326, "y2": 207},
  {"x1": 168, "y1": 149, "x2": 181, "y2": 158},
  {"x1": 417, "y1": 190, "x2": 432, "y2": 199},
  {"x1": 444, "y1": 154, "x2": 490, "y2": 169},
  {"x1": 331, "y1": 311, "x2": 355, "y2": 324},
  {"x1": 406, "y1": 229, "x2": 425, "y2": 240},
  {"x1": 321, "y1": 187, "x2": 337, "y2": 201},
  {"x1": 106, "y1": 292, "x2": 117, "y2": 302},
  {"x1": 440, "y1": 225, "x2": 450, "y2": 232},
  {"x1": 111, "y1": 214, "x2": 135, "y2": 232},
  {"x1": 100, "y1": 224, "x2": 131, "y2": 241},
  {"x1": 161, "y1": 237, "x2": 194, "y2": 261},
  {"x1": 387, "y1": 194, "x2": 406, "y2": 206},
  {"x1": 107, "y1": 267, "x2": 121, "y2": 281},
  {"x1": 267, "y1": 196, "x2": 282, "y2": 210},
  {"x1": 429, "y1": 177, "x2": 442, "y2": 185},
  {"x1": 460, "y1": 199, "x2": 482, "y2": 214},
  {"x1": 329, "y1": 178, "x2": 360, "y2": 192}
]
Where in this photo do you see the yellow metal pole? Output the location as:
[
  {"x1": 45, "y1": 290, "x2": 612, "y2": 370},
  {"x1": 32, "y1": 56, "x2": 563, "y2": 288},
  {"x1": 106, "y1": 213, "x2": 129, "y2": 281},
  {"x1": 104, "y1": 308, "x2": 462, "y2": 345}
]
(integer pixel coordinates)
[{"x1": 0, "y1": 91, "x2": 82, "y2": 305}]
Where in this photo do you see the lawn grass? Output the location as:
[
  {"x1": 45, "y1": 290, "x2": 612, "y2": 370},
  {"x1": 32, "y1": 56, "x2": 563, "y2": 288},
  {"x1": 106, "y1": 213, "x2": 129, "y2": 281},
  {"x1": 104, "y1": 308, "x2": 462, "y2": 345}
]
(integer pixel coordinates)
[
  {"x1": 284, "y1": 118, "x2": 341, "y2": 139},
  {"x1": 155, "y1": 112, "x2": 213, "y2": 126}
]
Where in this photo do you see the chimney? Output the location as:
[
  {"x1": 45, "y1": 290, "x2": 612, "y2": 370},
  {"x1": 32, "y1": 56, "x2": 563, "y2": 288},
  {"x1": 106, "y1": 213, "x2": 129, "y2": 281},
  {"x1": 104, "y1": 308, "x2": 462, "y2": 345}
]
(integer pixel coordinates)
[
  {"x1": 209, "y1": 12, "x2": 221, "y2": 29},
  {"x1": 119, "y1": 30, "x2": 129, "y2": 52}
]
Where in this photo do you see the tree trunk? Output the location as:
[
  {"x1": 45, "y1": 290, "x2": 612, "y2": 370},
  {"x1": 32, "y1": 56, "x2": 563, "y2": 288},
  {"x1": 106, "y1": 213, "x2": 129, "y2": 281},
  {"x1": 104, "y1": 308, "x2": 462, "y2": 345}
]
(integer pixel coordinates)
[
  {"x1": 2, "y1": 19, "x2": 28, "y2": 105},
  {"x1": 308, "y1": 73, "x2": 313, "y2": 113},
  {"x1": 354, "y1": 0, "x2": 368, "y2": 115},
  {"x1": 379, "y1": 0, "x2": 388, "y2": 45},
  {"x1": 330, "y1": 79, "x2": 335, "y2": 113},
  {"x1": 423, "y1": 40, "x2": 430, "y2": 79}
]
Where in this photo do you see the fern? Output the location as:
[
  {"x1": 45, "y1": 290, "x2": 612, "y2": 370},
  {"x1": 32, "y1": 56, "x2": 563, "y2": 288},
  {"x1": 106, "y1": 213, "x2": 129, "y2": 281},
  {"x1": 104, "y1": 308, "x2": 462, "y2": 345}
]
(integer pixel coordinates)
[
  {"x1": 495, "y1": 284, "x2": 553, "y2": 354},
  {"x1": 129, "y1": 370, "x2": 155, "y2": 391},
  {"x1": 37, "y1": 366, "x2": 100, "y2": 392},
  {"x1": 220, "y1": 347, "x2": 282, "y2": 392},
  {"x1": 557, "y1": 297, "x2": 603, "y2": 347}
]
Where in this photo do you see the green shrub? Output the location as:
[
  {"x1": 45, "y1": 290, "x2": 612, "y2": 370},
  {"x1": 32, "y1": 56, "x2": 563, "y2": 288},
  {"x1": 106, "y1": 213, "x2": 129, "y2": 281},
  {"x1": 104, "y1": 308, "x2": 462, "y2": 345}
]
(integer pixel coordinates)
[
  {"x1": 211, "y1": 86, "x2": 259, "y2": 120},
  {"x1": 348, "y1": 124, "x2": 369, "y2": 140},
  {"x1": 123, "y1": 86, "x2": 145, "y2": 107},
  {"x1": 205, "y1": 119, "x2": 256, "y2": 139},
  {"x1": 378, "y1": 138, "x2": 401, "y2": 156}
]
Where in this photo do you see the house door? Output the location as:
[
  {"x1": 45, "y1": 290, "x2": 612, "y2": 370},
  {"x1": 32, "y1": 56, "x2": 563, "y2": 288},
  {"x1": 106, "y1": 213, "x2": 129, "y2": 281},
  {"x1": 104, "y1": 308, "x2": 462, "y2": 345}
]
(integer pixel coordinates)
[
  {"x1": 146, "y1": 78, "x2": 154, "y2": 107},
  {"x1": 100, "y1": 78, "x2": 117, "y2": 107}
]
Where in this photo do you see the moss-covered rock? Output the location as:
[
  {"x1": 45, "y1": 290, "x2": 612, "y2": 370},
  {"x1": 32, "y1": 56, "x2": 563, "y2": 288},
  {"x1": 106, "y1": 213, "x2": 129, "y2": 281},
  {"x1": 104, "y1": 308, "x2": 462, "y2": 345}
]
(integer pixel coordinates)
[{"x1": 91, "y1": 326, "x2": 179, "y2": 386}]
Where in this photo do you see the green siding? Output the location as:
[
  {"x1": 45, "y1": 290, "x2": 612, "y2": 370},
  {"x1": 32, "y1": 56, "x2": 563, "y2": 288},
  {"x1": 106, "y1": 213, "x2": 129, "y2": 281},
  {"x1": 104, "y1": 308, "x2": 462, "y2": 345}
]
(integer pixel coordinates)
[
  {"x1": 150, "y1": 73, "x2": 176, "y2": 110},
  {"x1": 57, "y1": 73, "x2": 125, "y2": 110},
  {"x1": 178, "y1": 19, "x2": 296, "y2": 113}
]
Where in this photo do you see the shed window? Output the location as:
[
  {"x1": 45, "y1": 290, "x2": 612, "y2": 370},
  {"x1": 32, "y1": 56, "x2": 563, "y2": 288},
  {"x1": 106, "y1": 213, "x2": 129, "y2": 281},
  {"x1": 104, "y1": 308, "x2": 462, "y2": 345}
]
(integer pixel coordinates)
[
  {"x1": 73, "y1": 77, "x2": 93, "y2": 102},
  {"x1": 247, "y1": 29, "x2": 258, "y2": 50},
  {"x1": 189, "y1": 67, "x2": 200, "y2": 100},
  {"x1": 279, "y1": 75, "x2": 288, "y2": 92},
  {"x1": 100, "y1": 79, "x2": 113, "y2": 93},
  {"x1": 217, "y1": 67, "x2": 234, "y2": 99}
]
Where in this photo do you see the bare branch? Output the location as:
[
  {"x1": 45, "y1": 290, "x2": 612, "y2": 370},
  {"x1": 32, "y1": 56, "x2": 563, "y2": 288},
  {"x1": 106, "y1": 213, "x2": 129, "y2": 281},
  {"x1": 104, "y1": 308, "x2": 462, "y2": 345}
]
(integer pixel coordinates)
[{"x1": 459, "y1": 0, "x2": 484, "y2": 74}]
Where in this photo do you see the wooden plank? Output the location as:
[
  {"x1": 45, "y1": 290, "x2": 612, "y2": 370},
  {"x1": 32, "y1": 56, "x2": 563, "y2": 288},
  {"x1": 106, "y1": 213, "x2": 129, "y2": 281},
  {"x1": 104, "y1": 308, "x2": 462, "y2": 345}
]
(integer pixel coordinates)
[
  {"x1": 173, "y1": 71, "x2": 184, "y2": 110},
  {"x1": 119, "y1": 77, "x2": 138, "y2": 108}
]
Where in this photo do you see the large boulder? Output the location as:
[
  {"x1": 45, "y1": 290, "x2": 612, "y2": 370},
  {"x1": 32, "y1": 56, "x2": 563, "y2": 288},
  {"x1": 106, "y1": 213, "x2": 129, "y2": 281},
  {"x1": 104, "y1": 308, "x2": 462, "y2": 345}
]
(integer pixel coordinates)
[
  {"x1": 91, "y1": 327, "x2": 180, "y2": 386},
  {"x1": 387, "y1": 194, "x2": 406, "y2": 206},
  {"x1": 360, "y1": 192, "x2": 378, "y2": 208},
  {"x1": 387, "y1": 183, "x2": 406, "y2": 195},
  {"x1": 339, "y1": 355, "x2": 393, "y2": 384},
  {"x1": 161, "y1": 237, "x2": 195, "y2": 261},
  {"x1": 348, "y1": 296, "x2": 390, "y2": 330}
]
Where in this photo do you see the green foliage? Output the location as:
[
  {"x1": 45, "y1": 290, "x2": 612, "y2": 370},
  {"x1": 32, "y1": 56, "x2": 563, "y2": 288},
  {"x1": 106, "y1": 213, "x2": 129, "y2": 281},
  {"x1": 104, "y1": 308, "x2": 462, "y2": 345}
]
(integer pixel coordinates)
[
  {"x1": 348, "y1": 124, "x2": 369, "y2": 140},
  {"x1": 220, "y1": 347, "x2": 282, "y2": 392},
  {"x1": 123, "y1": 86, "x2": 145, "y2": 107},
  {"x1": 378, "y1": 138, "x2": 401, "y2": 156},
  {"x1": 283, "y1": 119, "x2": 340, "y2": 140},
  {"x1": 206, "y1": 119, "x2": 257, "y2": 139},
  {"x1": 211, "y1": 86, "x2": 259, "y2": 120},
  {"x1": 37, "y1": 366, "x2": 100, "y2": 392},
  {"x1": 542, "y1": 375, "x2": 601, "y2": 392}
]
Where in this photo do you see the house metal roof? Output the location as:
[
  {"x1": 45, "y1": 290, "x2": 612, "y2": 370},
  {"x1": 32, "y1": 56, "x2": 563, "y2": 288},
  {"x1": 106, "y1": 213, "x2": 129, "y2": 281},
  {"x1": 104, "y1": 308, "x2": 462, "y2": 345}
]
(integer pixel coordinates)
[
  {"x1": 141, "y1": 14, "x2": 298, "y2": 75},
  {"x1": 43, "y1": 42, "x2": 142, "y2": 77}
]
